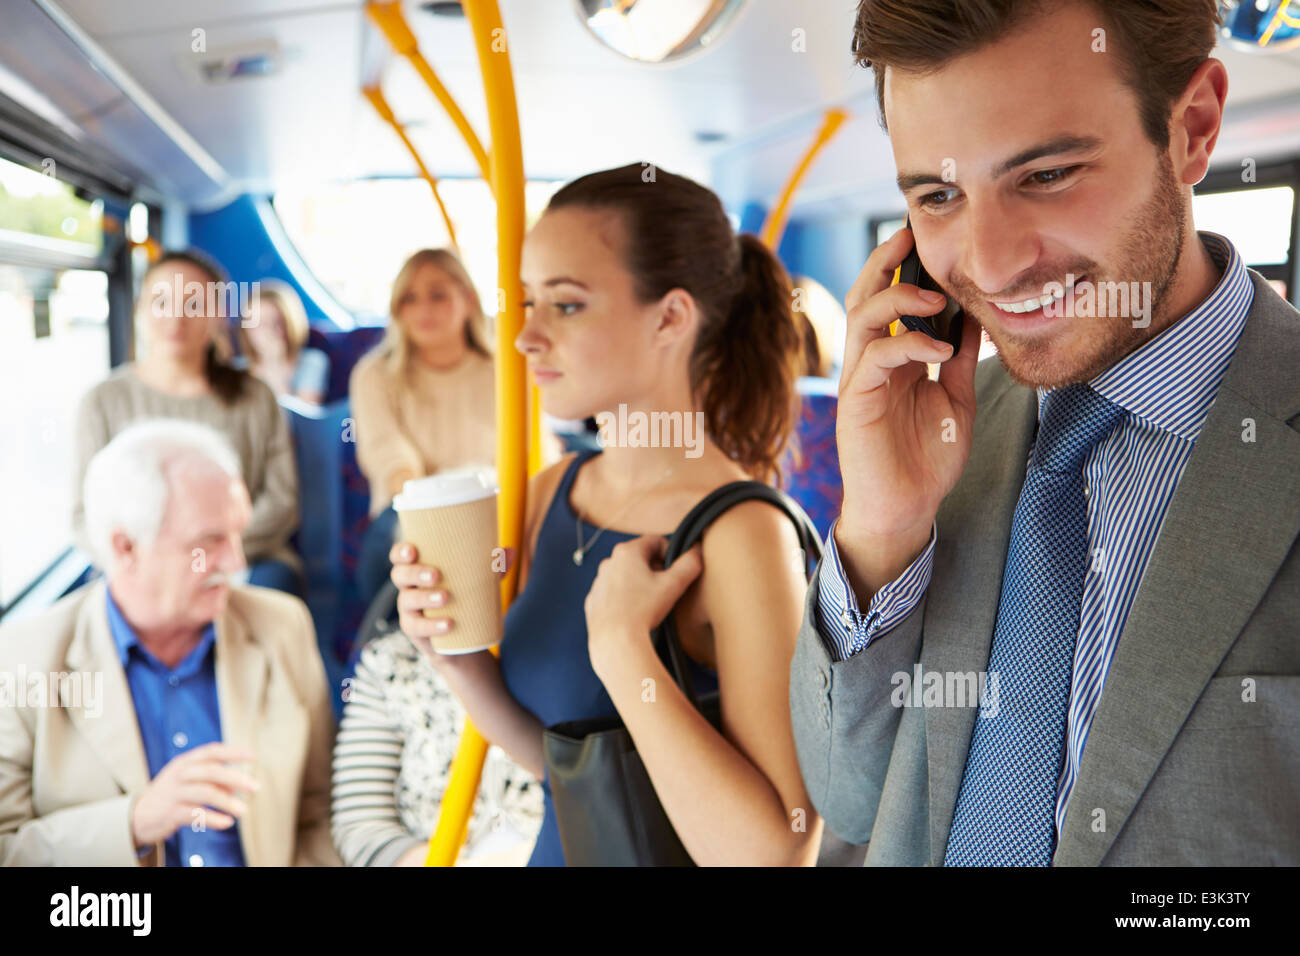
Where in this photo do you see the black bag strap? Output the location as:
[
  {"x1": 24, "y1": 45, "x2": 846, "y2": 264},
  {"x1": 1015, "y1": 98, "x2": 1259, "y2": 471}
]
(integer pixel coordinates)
[{"x1": 653, "y1": 482, "x2": 824, "y2": 711}]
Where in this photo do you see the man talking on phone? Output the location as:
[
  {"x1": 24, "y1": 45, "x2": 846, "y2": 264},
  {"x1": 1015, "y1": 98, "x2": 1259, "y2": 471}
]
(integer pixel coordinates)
[{"x1": 791, "y1": 0, "x2": 1299, "y2": 866}]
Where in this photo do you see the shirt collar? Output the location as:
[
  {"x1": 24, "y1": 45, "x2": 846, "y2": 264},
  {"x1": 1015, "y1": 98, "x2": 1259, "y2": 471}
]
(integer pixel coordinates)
[
  {"x1": 105, "y1": 587, "x2": 139, "y2": 666},
  {"x1": 105, "y1": 587, "x2": 216, "y2": 672},
  {"x1": 1036, "y1": 231, "x2": 1254, "y2": 442}
]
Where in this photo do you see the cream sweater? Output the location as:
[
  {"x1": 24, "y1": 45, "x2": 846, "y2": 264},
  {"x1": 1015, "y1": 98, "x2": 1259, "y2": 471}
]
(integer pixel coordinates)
[
  {"x1": 72, "y1": 365, "x2": 300, "y2": 566},
  {"x1": 349, "y1": 348, "x2": 497, "y2": 515}
]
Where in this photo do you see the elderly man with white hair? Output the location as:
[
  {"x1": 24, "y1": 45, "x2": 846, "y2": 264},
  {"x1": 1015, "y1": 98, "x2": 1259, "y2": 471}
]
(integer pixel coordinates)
[{"x1": 0, "y1": 420, "x2": 340, "y2": 866}]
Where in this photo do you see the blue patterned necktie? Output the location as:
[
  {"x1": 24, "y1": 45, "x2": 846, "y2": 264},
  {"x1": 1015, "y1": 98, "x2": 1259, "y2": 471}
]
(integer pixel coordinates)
[{"x1": 944, "y1": 383, "x2": 1126, "y2": 866}]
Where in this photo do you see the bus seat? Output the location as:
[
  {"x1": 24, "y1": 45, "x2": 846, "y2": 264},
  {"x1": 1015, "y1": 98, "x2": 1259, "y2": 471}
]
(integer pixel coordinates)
[
  {"x1": 306, "y1": 326, "x2": 386, "y2": 404},
  {"x1": 282, "y1": 395, "x2": 371, "y2": 716},
  {"x1": 782, "y1": 376, "x2": 841, "y2": 543}
]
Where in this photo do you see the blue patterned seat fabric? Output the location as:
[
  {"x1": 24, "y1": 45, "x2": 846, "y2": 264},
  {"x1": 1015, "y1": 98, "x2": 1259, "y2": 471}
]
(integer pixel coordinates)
[{"x1": 782, "y1": 376, "x2": 842, "y2": 543}]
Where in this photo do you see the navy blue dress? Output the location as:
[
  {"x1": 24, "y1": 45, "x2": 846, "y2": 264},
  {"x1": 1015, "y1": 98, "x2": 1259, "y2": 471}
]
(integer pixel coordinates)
[{"x1": 499, "y1": 449, "x2": 718, "y2": 866}]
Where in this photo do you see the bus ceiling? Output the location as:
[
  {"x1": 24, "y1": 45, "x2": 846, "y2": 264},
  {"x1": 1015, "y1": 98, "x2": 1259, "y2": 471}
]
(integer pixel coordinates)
[{"x1": 0, "y1": 2, "x2": 1297, "y2": 221}]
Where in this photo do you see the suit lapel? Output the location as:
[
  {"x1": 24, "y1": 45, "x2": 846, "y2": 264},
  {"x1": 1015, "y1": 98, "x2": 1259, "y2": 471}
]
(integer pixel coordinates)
[
  {"x1": 64, "y1": 581, "x2": 151, "y2": 795},
  {"x1": 213, "y1": 604, "x2": 270, "y2": 867},
  {"x1": 1055, "y1": 291, "x2": 1300, "y2": 865},
  {"x1": 923, "y1": 367, "x2": 1038, "y2": 864}
]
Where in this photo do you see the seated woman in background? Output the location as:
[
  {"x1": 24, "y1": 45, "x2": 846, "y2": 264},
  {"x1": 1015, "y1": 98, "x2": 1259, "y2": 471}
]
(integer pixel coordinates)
[
  {"x1": 237, "y1": 279, "x2": 331, "y2": 404},
  {"x1": 350, "y1": 248, "x2": 496, "y2": 604},
  {"x1": 72, "y1": 249, "x2": 304, "y2": 596},
  {"x1": 331, "y1": 627, "x2": 543, "y2": 866},
  {"x1": 791, "y1": 274, "x2": 846, "y2": 380}
]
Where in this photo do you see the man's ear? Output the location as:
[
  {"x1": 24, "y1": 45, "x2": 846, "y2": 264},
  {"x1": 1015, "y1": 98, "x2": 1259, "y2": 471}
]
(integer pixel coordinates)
[
  {"x1": 652, "y1": 288, "x2": 698, "y2": 347},
  {"x1": 1170, "y1": 57, "x2": 1228, "y2": 187},
  {"x1": 110, "y1": 530, "x2": 136, "y2": 566}
]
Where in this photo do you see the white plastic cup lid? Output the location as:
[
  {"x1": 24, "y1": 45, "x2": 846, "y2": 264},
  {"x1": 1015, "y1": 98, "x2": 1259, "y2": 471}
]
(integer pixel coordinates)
[{"x1": 392, "y1": 466, "x2": 499, "y2": 511}]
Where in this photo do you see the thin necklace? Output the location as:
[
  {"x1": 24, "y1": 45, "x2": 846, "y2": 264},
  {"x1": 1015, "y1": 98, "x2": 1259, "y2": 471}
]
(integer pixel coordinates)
[{"x1": 573, "y1": 467, "x2": 673, "y2": 566}]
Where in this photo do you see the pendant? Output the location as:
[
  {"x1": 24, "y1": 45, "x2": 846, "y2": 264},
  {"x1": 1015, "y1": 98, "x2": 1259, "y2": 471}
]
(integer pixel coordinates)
[{"x1": 573, "y1": 549, "x2": 584, "y2": 566}]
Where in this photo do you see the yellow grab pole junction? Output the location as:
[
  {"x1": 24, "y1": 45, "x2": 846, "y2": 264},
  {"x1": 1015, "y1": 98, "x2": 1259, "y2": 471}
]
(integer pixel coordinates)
[
  {"x1": 362, "y1": 85, "x2": 459, "y2": 249},
  {"x1": 367, "y1": 1, "x2": 493, "y2": 184},
  {"x1": 424, "y1": 0, "x2": 529, "y2": 867},
  {"x1": 759, "y1": 108, "x2": 848, "y2": 250}
]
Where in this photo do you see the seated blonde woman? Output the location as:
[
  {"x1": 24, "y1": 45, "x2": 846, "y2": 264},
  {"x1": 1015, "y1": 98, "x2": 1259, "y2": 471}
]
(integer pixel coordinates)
[
  {"x1": 350, "y1": 248, "x2": 496, "y2": 602},
  {"x1": 237, "y1": 280, "x2": 331, "y2": 405}
]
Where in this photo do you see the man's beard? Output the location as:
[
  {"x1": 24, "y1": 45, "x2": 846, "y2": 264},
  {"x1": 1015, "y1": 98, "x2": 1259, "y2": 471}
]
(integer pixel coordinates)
[{"x1": 955, "y1": 152, "x2": 1186, "y2": 389}]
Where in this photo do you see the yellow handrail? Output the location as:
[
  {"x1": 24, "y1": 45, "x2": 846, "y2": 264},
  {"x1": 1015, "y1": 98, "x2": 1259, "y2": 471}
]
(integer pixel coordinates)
[
  {"x1": 424, "y1": 0, "x2": 528, "y2": 867},
  {"x1": 362, "y1": 85, "x2": 459, "y2": 249},
  {"x1": 759, "y1": 108, "x2": 848, "y2": 250},
  {"x1": 1260, "y1": 1, "x2": 1300, "y2": 48},
  {"x1": 367, "y1": 1, "x2": 493, "y2": 184}
]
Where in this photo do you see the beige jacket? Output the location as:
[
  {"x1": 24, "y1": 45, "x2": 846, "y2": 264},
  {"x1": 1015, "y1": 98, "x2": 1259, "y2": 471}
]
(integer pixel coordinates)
[{"x1": 0, "y1": 581, "x2": 340, "y2": 867}]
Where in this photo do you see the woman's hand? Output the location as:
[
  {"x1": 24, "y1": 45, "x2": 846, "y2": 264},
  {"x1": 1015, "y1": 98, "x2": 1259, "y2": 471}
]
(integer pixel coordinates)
[
  {"x1": 389, "y1": 541, "x2": 455, "y2": 665},
  {"x1": 584, "y1": 536, "x2": 703, "y2": 674},
  {"x1": 389, "y1": 541, "x2": 514, "y2": 666}
]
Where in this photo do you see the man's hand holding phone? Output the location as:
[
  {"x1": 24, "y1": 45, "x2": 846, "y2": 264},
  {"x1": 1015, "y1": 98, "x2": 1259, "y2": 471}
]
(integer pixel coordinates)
[{"x1": 835, "y1": 225, "x2": 981, "y2": 602}]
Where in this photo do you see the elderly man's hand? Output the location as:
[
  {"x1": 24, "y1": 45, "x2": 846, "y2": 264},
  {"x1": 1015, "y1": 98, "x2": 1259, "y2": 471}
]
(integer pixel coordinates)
[{"x1": 130, "y1": 743, "x2": 260, "y2": 849}]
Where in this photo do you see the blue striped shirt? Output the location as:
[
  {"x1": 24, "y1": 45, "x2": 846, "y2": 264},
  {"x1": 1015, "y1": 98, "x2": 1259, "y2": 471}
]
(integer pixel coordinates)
[{"x1": 814, "y1": 231, "x2": 1253, "y2": 840}]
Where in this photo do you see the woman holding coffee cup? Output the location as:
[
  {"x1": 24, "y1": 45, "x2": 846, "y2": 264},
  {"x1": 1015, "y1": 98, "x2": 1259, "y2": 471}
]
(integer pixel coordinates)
[
  {"x1": 350, "y1": 248, "x2": 496, "y2": 603},
  {"x1": 390, "y1": 164, "x2": 823, "y2": 866}
]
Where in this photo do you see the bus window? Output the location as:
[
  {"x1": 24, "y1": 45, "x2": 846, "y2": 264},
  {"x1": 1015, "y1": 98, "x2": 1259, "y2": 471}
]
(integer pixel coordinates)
[
  {"x1": 0, "y1": 266, "x2": 109, "y2": 609},
  {"x1": 872, "y1": 215, "x2": 907, "y2": 249},
  {"x1": 0, "y1": 153, "x2": 111, "y2": 612},
  {"x1": 1193, "y1": 184, "x2": 1295, "y2": 301},
  {"x1": 274, "y1": 178, "x2": 563, "y2": 322}
]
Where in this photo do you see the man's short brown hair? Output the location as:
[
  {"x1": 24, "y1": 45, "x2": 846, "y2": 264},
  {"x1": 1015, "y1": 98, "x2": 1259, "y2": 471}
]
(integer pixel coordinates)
[{"x1": 851, "y1": 0, "x2": 1222, "y2": 148}]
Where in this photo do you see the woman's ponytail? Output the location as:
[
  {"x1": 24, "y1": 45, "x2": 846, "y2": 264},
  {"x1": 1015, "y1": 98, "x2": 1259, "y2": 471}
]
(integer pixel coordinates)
[{"x1": 689, "y1": 233, "x2": 803, "y2": 485}]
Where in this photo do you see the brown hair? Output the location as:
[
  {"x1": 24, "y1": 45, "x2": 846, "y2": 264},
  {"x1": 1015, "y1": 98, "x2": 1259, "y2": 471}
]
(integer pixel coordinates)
[
  {"x1": 797, "y1": 311, "x2": 823, "y2": 379},
  {"x1": 236, "y1": 279, "x2": 310, "y2": 366},
  {"x1": 138, "y1": 249, "x2": 249, "y2": 406},
  {"x1": 378, "y1": 248, "x2": 492, "y2": 374},
  {"x1": 546, "y1": 164, "x2": 803, "y2": 485},
  {"x1": 851, "y1": 0, "x2": 1222, "y2": 148}
]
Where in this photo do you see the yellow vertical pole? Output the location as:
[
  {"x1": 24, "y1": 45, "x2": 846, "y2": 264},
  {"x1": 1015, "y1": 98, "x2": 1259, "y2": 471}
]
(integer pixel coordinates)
[
  {"x1": 759, "y1": 108, "x2": 848, "y2": 250},
  {"x1": 424, "y1": 0, "x2": 527, "y2": 867}
]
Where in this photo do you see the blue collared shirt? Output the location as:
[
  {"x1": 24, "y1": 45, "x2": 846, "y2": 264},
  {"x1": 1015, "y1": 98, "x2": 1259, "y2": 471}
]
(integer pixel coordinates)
[
  {"x1": 106, "y1": 590, "x2": 246, "y2": 867},
  {"x1": 814, "y1": 231, "x2": 1254, "y2": 840}
]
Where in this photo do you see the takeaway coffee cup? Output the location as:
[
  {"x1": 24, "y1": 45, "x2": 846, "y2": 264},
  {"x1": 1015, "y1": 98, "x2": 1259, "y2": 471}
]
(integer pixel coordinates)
[{"x1": 393, "y1": 467, "x2": 500, "y2": 654}]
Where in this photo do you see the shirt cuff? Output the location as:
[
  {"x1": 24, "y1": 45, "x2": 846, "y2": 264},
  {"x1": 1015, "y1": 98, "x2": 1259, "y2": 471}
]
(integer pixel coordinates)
[{"x1": 814, "y1": 517, "x2": 937, "y2": 661}]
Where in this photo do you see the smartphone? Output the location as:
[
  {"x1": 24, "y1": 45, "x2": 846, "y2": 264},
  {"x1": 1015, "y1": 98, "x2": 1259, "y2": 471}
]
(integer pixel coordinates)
[{"x1": 894, "y1": 218, "x2": 964, "y2": 353}]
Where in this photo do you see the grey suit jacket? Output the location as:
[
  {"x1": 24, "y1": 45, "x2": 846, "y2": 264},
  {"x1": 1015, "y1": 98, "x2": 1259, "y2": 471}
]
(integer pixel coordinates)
[{"x1": 791, "y1": 271, "x2": 1300, "y2": 865}]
